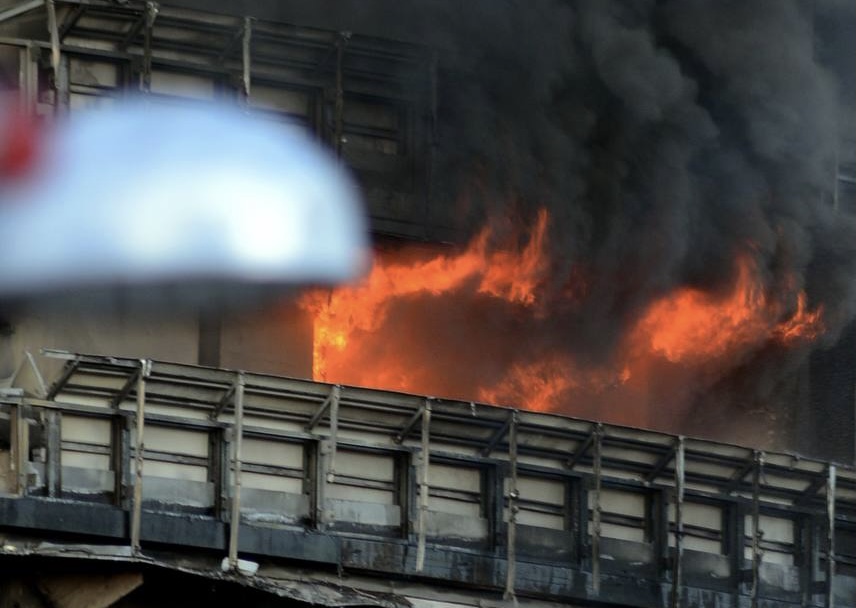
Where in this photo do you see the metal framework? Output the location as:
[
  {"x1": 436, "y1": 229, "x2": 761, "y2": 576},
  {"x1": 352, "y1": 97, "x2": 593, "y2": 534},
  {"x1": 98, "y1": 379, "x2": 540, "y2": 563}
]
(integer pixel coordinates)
[
  {"x1": 0, "y1": 0, "x2": 441, "y2": 240},
  {"x1": 0, "y1": 350, "x2": 854, "y2": 608}
]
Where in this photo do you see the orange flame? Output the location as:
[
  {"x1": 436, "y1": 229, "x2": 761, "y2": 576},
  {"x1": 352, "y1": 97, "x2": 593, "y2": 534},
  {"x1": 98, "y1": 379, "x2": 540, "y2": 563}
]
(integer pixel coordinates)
[
  {"x1": 478, "y1": 354, "x2": 578, "y2": 412},
  {"x1": 299, "y1": 210, "x2": 825, "y2": 422},
  {"x1": 299, "y1": 209, "x2": 549, "y2": 385},
  {"x1": 478, "y1": 355, "x2": 633, "y2": 412},
  {"x1": 633, "y1": 255, "x2": 824, "y2": 364},
  {"x1": 774, "y1": 292, "x2": 825, "y2": 344}
]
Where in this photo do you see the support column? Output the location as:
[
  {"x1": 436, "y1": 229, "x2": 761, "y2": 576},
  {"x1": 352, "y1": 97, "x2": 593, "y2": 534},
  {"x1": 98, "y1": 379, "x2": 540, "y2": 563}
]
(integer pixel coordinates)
[
  {"x1": 227, "y1": 372, "x2": 245, "y2": 570},
  {"x1": 415, "y1": 398, "x2": 432, "y2": 572},
  {"x1": 504, "y1": 410, "x2": 519, "y2": 601},
  {"x1": 141, "y1": 2, "x2": 158, "y2": 93},
  {"x1": 241, "y1": 16, "x2": 252, "y2": 101},
  {"x1": 827, "y1": 465, "x2": 837, "y2": 608},
  {"x1": 591, "y1": 424, "x2": 603, "y2": 595},
  {"x1": 44, "y1": 409, "x2": 61, "y2": 498},
  {"x1": 310, "y1": 385, "x2": 341, "y2": 529},
  {"x1": 130, "y1": 359, "x2": 151, "y2": 553},
  {"x1": 10, "y1": 403, "x2": 29, "y2": 495},
  {"x1": 45, "y1": 0, "x2": 67, "y2": 113},
  {"x1": 670, "y1": 437, "x2": 685, "y2": 608},
  {"x1": 750, "y1": 451, "x2": 764, "y2": 608}
]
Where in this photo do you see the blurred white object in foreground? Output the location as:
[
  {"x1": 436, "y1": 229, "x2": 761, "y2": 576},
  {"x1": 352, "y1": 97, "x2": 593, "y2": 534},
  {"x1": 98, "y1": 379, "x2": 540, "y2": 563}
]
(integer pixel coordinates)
[{"x1": 0, "y1": 98, "x2": 368, "y2": 297}]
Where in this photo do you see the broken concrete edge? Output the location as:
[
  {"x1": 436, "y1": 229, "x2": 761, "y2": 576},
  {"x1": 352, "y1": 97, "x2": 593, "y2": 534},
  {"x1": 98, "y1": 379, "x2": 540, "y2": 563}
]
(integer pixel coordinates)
[{"x1": 0, "y1": 534, "x2": 413, "y2": 608}]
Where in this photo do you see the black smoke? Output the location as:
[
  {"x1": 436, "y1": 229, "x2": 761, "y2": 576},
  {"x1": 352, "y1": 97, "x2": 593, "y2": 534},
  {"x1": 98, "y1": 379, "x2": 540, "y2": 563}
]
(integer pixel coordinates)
[
  {"x1": 393, "y1": 0, "x2": 854, "y2": 445},
  {"x1": 266, "y1": 0, "x2": 855, "y2": 450}
]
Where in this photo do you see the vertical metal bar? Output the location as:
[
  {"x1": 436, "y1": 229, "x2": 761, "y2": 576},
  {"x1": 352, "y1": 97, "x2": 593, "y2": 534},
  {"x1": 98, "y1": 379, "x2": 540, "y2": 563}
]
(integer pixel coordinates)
[
  {"x1": 45, "y1": 410, "x2": 61, "y2": 498},
  {"x1": 141, "y1": 2, "x2": 158, "y2": 93},
  {"x1": 45, "y1": 0, "x2": 69, "y2": 114},
  {"x1": 751, "y1": 451, "x2": 764, "y2": 608},
  {"x1": 312, "y1": 438, "x2": 324, "y2": 528},
  {"x1": 241, "y1": 16, "x2": 252, "y2": 101},
  {"x1": 326, "y1": 385, "x2": 340, "y2": 485},
  {"x1": 670, "y1": 437, "x2": 685, "y2": 608},
  {"x1": 415, "y1": 399, "x2": 432, "y2": 572},
  {"x1": 591, "y1": 424, "x2": 603, "y2": 595},
  {"x1": 10, "y1": 404, "x2": 28, "y2": 495},
  {"x1": 130, "y1": 359, "x2": 150, "y2": 553},
  {"x1": 18, "y1": 46, "x2": 36, "y2": 114},
  {"x1": 826, "y1": 465, "x2": 836, "y2": 608},
  {"x1": 504, "y1": 410, "x2": 519, "y2": 601},
  {"x1": 9, "y1": 403, "x2": 19, "y2": 493},
  {"x1": 228, "y1": 372, "x2": 245, "y2": 570},
  {"x1": 45, "y1": 0, "x2": 60, "y2": 91},
  {"x1": 315, "y1": 385, "x2": 341, "y2": 528},
  {"x1": 333, "y1": 32, "x2": 350, "y2": 157}
]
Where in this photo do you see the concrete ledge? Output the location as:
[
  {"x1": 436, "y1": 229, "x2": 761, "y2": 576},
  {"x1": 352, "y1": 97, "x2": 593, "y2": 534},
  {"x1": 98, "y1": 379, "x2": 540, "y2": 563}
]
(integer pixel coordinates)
[
  {"x1": 0, "y1": 496, "x2": 125, "y2": 539},
  {"x1": 238, "y1": 525, "x2": 340, "y2": 564},
  {"x1": 140, "y1": 511, "x2": 225, "y2": 550}
]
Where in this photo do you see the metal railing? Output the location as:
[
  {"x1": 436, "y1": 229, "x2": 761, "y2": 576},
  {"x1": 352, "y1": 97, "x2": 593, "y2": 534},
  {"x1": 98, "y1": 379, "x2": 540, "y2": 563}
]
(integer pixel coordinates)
[{"x1": 1, "y1": 350, "x2": 854, "y2": 607}]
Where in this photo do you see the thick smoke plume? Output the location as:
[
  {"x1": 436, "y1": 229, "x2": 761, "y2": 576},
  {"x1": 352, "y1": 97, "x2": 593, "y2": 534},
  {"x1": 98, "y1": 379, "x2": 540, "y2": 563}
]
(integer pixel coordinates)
[{"x1": 310, "y1": 1, "x2": 856, "y2": 449}]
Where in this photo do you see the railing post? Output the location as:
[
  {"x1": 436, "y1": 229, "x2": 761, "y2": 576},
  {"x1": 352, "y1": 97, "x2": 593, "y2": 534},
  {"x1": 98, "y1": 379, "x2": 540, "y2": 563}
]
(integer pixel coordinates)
[
  {"x1": 750, "y1": 451, "x2": 764, "y2": 608},
  {"x1": 228, "y1": 372, "x2": 245, "y2": 570},
  {"x1": 504, "y1": 410, "x2": 519, "y2": 601},
  {"x1": 326, "y1": 385, "x2": 340, "y2": 486},
  {"x1": 415, "y1": 398, "x2": 432, "y2": 572},
  {"x1": 241, "y1": 16, "x2": 252, "y2": 101},
  {"x1": 9, "y1": 403, "x2": 29, "y2": 495},
  {"x1": 313, "y1": 385, "x2": 341, "y2": 529},
  {"x1": 130, "y1": 359, "x2": 151, "y2": 553},
  {"x1": 670, "y1": 437, "x2": 685, "y2": 608},
  {"x1": 141, "y1": 2, "x2": 158, "y2": 93},
  {"x1": 44, "y1": 409, "x2": 61, "y2": 498},
  {"x1": 826, "y1": 465, "x2": 836, "y2": 608},
  {"x1": 44, "y1": 0, "x2": 67, "y2": 113},
  {"x1": 591, "y1": 424, "x2": 603, "y2": 595}
]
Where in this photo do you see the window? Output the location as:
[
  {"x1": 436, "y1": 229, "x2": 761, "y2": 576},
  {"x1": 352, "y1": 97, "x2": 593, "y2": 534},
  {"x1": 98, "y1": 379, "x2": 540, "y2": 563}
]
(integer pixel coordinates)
[
  {"x1": 324, "y1": 447, "x2": 403, "y2": 532},
  {"x1": 669, "y1": 500, "x2": 727, "y2": 555},
  {"x1": 423, "y1": 459, "x2": 489, "y2": 545}
]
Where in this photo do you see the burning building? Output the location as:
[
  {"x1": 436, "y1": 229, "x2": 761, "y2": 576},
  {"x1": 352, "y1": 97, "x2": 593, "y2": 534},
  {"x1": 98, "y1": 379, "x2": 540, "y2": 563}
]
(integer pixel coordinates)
[
  {"x1": 1, "y1": 0, "x2": 852, "y2": 458},
  {"x1": 0, "y1": 1, "x2": 854, "y2": 607}
]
